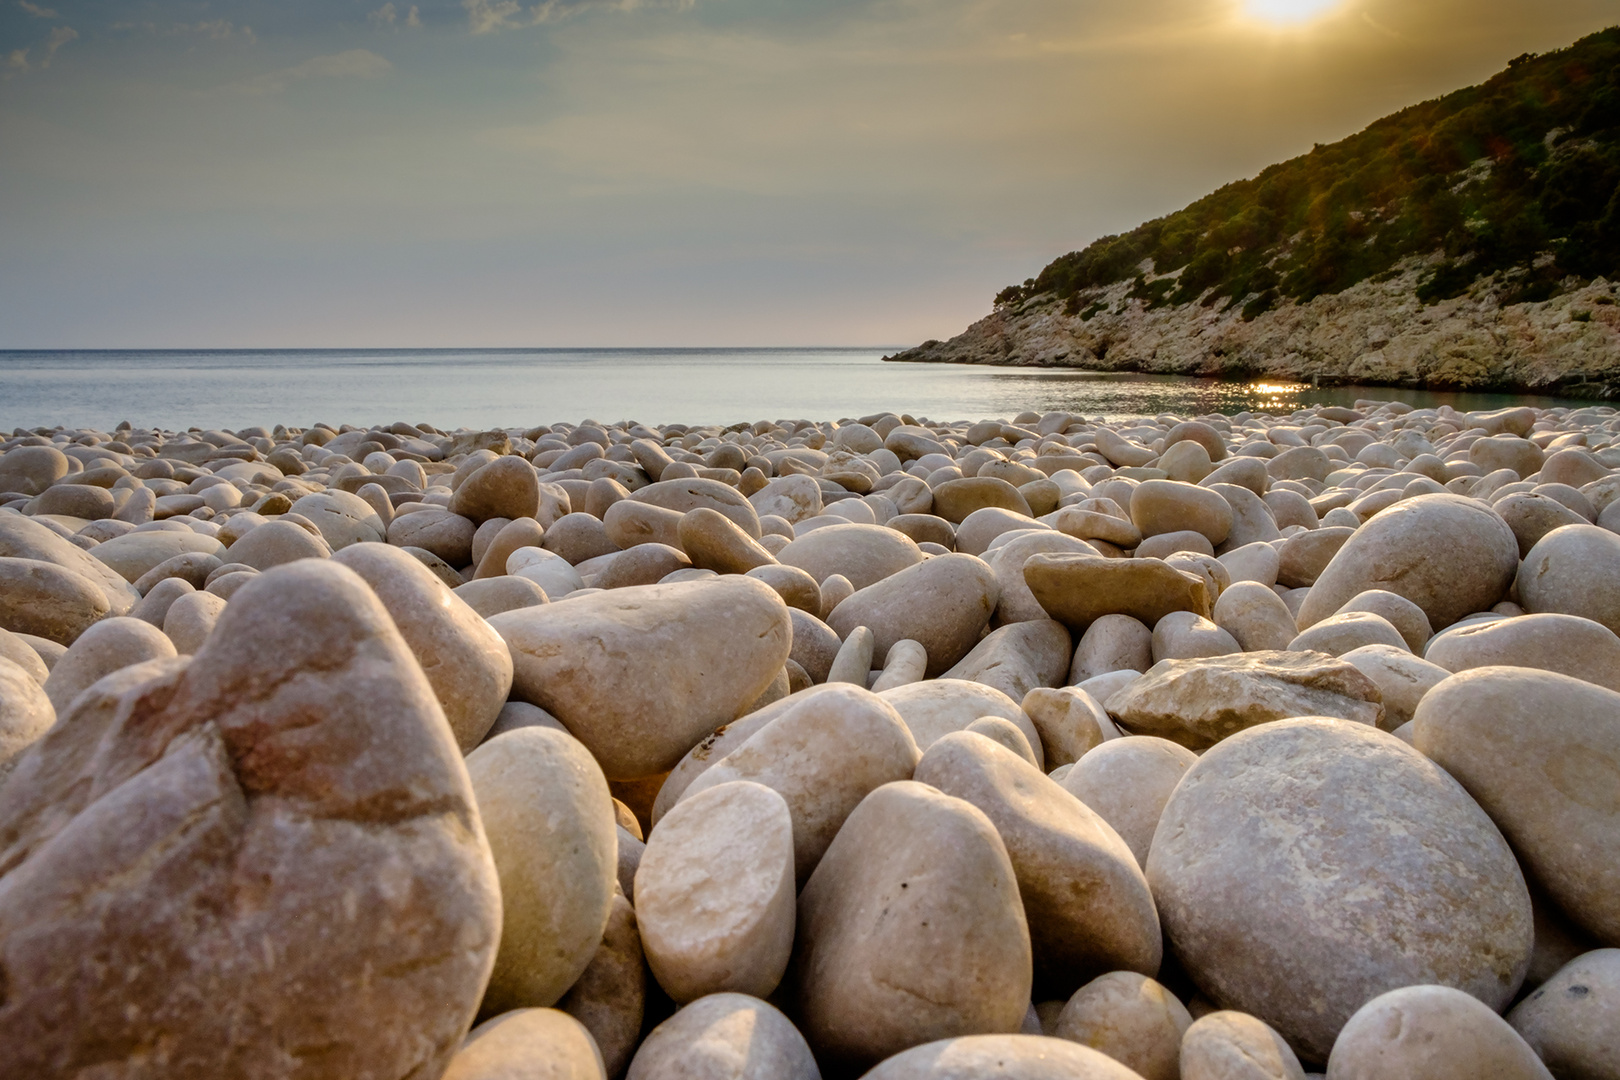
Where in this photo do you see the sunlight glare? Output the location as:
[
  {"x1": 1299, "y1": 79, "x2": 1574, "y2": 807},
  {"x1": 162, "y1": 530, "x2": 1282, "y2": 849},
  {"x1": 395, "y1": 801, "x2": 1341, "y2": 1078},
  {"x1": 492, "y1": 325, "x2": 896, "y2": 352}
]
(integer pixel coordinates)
[{"x1": 1244, "y1": 0, "x2": 1340, "y2": 26}]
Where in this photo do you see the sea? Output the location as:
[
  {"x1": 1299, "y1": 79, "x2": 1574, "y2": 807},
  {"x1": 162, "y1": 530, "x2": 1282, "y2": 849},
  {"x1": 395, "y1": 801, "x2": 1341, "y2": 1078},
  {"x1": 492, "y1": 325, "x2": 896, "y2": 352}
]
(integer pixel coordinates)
[{"x1": 0, "y1": 348, "x2": 1600, "y2": 432}]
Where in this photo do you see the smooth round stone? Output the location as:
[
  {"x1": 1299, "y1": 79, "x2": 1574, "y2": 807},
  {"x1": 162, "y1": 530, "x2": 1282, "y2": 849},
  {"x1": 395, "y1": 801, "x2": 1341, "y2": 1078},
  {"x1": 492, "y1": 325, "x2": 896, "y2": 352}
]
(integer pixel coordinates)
[
  {"x1": 1517, "y1": 524, "x2": 1620, "y2": 635},
  {"x1": 828, "y1": 554, "x2": 999, "y2": 677},
  {"x1": 603, "y1": 499, "x2": 686, "y2": 550},
  {"x1": 1325, "y1": 985, "x2": 1552, "y2": 1080},
  {"x1": 162, "y1": 589, "x2": 228, "y2": 653},
  {"x1": 1181, "y1": 1011, "x2": 1305, "y2": 1080},
  {"x1": 889, "y1": 512, "x2": 956, "y2": 550},
  {"x1": 443, "y1": 1008, "x2": 606, "y2": 1080},
  {"x1": 450, "y1": 456, "x2": 542, "y2": 524},
  {"x1": 1054, "y1": 971, "x2": 1192, "y2": 1080},
  {"x1": 777, "y1": 522, "x2": 924, "y2": 591},
  {"x1": 0, "y1": 656, "x2": 54, "y2": 775},
  {"x1": 1332, "y1": 589, "x2": 1432, "y2": 652},
  {"x1": 1021, "y1": 686, "x2": 1116, "y2": 768},
  {"x1": 1471, "y1": 434, "x2": 1546, "y2": 479},
  {"x1": 987, "y1": 532, "x2": 1099, "y2": 624},
  {"x1": 794, "y1": 781, "x2": 1033, "y2": 1071},
  {"x1": 1131, "y1": 480, "x2": 1234, "y2": 546},
  {"x1": 467, "y1": 727, "x2": 617, "y2": 1013},
  {"x1": 681, "y1": 683, "x2": 922, "y2": 882},
  {"x1": 1287, "y1": 611, "x2": 1408, "y2": 657},
  {"x1": 389, "y1": 507, "x2": 477, "y2": 567},
  {"x1": 0, "y1": 512, "x2": 141, "y2": 614},
  {"x1": 743, "y1": 563, "x2": 821, "y2": 613},
  {"x1": 1053, "y1": 504, "x2": 1144, "y2": 549},
  {"x1": 932, "y1": 476, "x2": 1033, "y2": 524},
  {"x1": 1151, "y1": 611, "x2": 1240, "y2": 662},
  {"x1": 1296, "y1": 494, "x2": 1519, "y2": 632},
  {"x1": 828, "y1": 625, "x2": 876, "y2": 685},
  {"x1": 1338, "y1": 644, "x2": 1449, "y2": 730},
  {"x1": 1413, "y1": 667, "x2": 1620, "y2": 945},
  {"x1": 679, "y1": 507, "x2": 778, "y2": 575},
  {"x1": 955, "y1": 508, "x2": 1045, "y2": 557},
  {"x1": 1212, "y1": 581, "x2": 1298, "y2": 653},
  {"x1": 0, "y1": 445, "x2": 70, "y2": 495},
  {"x1": 880, "y1": 678, "x2": 1042, "y2": 763},
  {"x1": 474, "y1": 517, "x2": 546, "y2": 579},
  {"x1": 88, "y1": 529, "x2": 228, "y2": 585},
  {"x1": 490, "y1": 578, "x2": 792, "y2": 780},
  {"x1": 0, "y1": 557, "x2": 112, "y2": 645},
  {"x1": 963, "y1": 715, "x2": 1039, "y2": 765},
  {"x1": 1061, "y1": 735, "x2": 1197, "y2": 869},
  {"x1": 592, "y1": 543, "x2": 688, "y2": 590},
  {"x1": 1105, "y1": 651, "x2": 1382, "y2": 749},
  {"x1": 1212, "y1": 482, "x2": 1284, "y2": 549},
  {"x1": 636, "y1": 780, "x2": 796, "y2": 1002},
  {"x1": 942, "y1": 620, "x2": 1071, "y2": 706},
  {"x1": 543, "y1": 513, "x2": 620, "y2": 565},
  {"x1": 0, "y1": 626, "x2": 50, "y2": 684},
  {"x1": 1508, "y1": 948, "x2": 1620, "y2": 1079},
  {"x1": 455, "y1": 575, "x2": 551, "y2": 619},
  {"x1": 333, "y1": 542, "x2": 514, "y2": 752},
  {"x1": 222, "y1": 518, "x2": 332, "y2": 570},
  {"x1": 1136, "y1": 530, "x2": 1216, "y2": 559},
  {"x1": 915, "y1": 732, "x2": 1162, "y2": 995},
  {"x1": 1070, "y1": 614, "x2": 1153, "y2": 682},
  {"x1": 1275, "y1": 527, "x2": 1354, "y2": 589},
  {"x1": 132, "y1": 550, "x2": 222, "y2": 595},
  {"x1": 1219, "y1": 541, "x2": 1282, "y2": 586},
  {"x1": 0, "y1": 560, "x2": 502, "y2": 1078},
  {"x1": 861, "y1": 1034, "x2": 1145, "y2": 1080},
  {"x1": 1424, "y1": 612, "x2": 1620, "y2": 691},
  {"x1": 1266, "y1": 446, "x2": 1332, "y2": 482},
  {"x1": 558, "y1": 893, "x2": 645, "y2": 1079},
  {"x1": 749, "y1": 474, "x2": 824, "y2": 523},
  {"x1": 287, "y1": 490, "x2": 388, "y2": 549},
  {"x1": 633, "y1": 478, "x2": 761, "y2": 538},
  {"x1": 1497, "y1": 492, "x2": 1591, "y2": 556},
  {"x1": 42, "y1": 615, "x2": 177, "y2": 716},
  {"x1": 1148, "y1": 719, "x2": 1533, "y2": 1063},
  {"x1": 509, "y1": 546, "x2": 587, "y2": 598},
  {"x1": 1026, "y1": 553, "x2": 1211, "y2": 631},
  {"x1": 626, "y1": 992, "x2": 819, "y2": 1080},
  {"x1": 1161, "y1": 438, "x2": 1215, "y2": 482},
  {"x1": 34, "y1": 481, "x2": 116, "y2": 520}
]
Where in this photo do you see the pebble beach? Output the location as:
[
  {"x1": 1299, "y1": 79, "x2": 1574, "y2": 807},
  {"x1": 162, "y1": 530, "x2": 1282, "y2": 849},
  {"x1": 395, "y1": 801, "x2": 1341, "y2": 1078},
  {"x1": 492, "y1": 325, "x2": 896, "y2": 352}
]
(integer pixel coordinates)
[{"x1": 1, "y1": 399, "x2": 1618, "y2": 1079}]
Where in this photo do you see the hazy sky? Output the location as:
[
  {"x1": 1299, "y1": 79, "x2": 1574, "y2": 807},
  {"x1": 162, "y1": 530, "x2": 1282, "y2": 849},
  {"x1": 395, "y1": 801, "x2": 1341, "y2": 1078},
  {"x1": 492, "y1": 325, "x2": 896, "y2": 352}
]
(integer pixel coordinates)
[{"x1": 2, "y1": 0, "x2": 1614, "y2": 348}]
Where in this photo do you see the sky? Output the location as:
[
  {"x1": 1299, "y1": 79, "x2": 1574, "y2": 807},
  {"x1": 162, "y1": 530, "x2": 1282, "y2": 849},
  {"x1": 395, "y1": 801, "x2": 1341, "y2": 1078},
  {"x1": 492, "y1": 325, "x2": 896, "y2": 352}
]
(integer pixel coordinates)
[{"x1": 1, "y1": 0, "x2": 1615, "y2": 348}]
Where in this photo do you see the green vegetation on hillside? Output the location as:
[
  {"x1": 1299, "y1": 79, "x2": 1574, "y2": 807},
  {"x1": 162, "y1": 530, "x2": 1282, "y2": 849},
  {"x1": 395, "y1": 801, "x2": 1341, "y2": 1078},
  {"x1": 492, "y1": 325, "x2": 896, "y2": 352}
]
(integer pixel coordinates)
[{"x1": 995, "y1": 28, "x2": 1620, "y2": 320}]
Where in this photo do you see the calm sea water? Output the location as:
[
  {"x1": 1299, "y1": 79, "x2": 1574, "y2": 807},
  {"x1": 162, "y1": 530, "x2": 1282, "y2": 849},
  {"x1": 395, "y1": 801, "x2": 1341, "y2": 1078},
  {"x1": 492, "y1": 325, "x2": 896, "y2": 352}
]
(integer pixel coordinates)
[{"x1": 0, "y1": 348, "x2": 1600, "y2": 432}]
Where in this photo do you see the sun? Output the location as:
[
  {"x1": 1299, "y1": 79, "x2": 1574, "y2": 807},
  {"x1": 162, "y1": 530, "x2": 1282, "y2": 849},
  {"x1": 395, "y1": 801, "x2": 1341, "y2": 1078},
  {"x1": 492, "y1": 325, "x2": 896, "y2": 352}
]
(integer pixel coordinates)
[{"x1": 1243, "y1": 0, "x2": 1341, "y2": 25}]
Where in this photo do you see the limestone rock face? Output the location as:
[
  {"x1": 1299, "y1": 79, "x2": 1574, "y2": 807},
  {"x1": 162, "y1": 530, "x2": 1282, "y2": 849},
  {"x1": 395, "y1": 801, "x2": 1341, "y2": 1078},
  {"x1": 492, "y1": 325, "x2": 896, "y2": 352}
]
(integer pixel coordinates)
[
  {"x1": 635, "y1": 780, "x2": 796, "y2": 1003},
  {"x1": 1296, "y1": 494, "x2": 1519, "y2": 631},
  {"x1": 334, "y1": 542, "x2": 514, "y2": 752},
  {"x1": 794, "y1": 781, "x2": 1032, "y2": 1071},
  {"x1": 1147, "y1": 718, "x2": 1533, "y2": 1063},
  {"x1": 467, "y1": 726, "x2": 617, "y2": 1015},
  {"x1": 0, "y1": 560, "x2": 502, "y2": 1080},
  {"x1": 1104, "y1": 651, "x2": 1383, "y2": 750},
  {"x1": 1325, "y1": 985, "x2": 1553, "y2": 1080},
  {"x1": 1413, "y1": 667, "x2": 1620, "y2": 945},
  {"x1": 490, "y1": 578, "x2": 793, "y2": 779},
  {"x1": 860, "y1": 1035, "x2": 1146, "y2": 1080},
  {"x1": 914, "y1": 732, "x2": 1162, "y2": 995},
  {"x1": 626, "y1": 993, "x2": 820, "y2": 1080}
]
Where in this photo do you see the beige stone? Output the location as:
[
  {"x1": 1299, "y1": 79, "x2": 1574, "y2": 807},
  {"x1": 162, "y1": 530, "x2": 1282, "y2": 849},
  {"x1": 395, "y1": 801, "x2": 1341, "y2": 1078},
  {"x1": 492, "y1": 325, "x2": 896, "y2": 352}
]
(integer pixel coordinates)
[
  {"x1": 636, "y1": 780, "x2": 796, "y2": 1002},
  {"x1": 1152, "y1": 611, "x2": 1241, "y2": 662},
  {"x1": 288, "y1": 489, "x2": 388, "y2": 549},
  {"x1": 1424, "y1": 612, "x2": 1620, "y2": 691},
  {"x1": 0, "y1": 509, "x2": 141, "y2": 614},
  {"x1": 1105, "y1": 651, "x2": 1382, "y2": 749},
  {"x1": 829, "y1": 553, "x2": 999, "y2": 677},
  {"x1": 744, "y1": 563, "x2": 820, "y2": 613},
  {"x1": 0, "y1": 656, "x2": 54, "y2": 777},
  {"x1": 89, "y1": 529, "x2": 228, "y2": 584},
  {"x1": 1297, "y1": 494, "x2": 1519, "y2": 631},
  {"x1": 777, "y1": 522, "x2": 924, "y2": 590},
  {"x1": 881, "y1": 678, "x2": 1043, "y2": 767},
  {"x1": 1287, "y1": 611, "x2": 1408, "y2": 657},
  {"x1": 1021, "y1": 686, "x2": 1117, "y2": 768},
  {"x1": 491, "y1": 578, "x2": 792, "y2": 779},
  {"x1": 443, "y1": 1008, "x2": 607, "y2": 1080},
  {"x1": 222, "y1": 519, "x2": 332, "y2": 570},
  {"x1": 749, "y1": 474, "x2": 824, "y2": 523},
  {"x1": 964, "y1": 715, "x2": 1039, "y2": 765},
  {"x1": 1148, "y1": 719, "x2": 1533, "y2": 1062},
  {"x1": 0, "y1": 445, "x2": 70, "y2": 495},
  {"x1": 468, "y1": 727, "x2": 617, "y2": 1013},
  {"x1": 0, "y1": 557, "x2": 112, "y2": 645},
  {"x1": 681, "y1": 683, "x2": 921, "y2": 882},
  {"x1": 451, "y1": 456, "x2": 542, "y2": 524},
  {"x1": 794, "y1": 781, "x2": 1032, "y2": 1071},
  {"x1": 509, "y1": 547, "x2": 585, "y2": 598},
  {"x1": 1070, "y1": 614, "x2": 1154, "y2": 682},
  {"x1": 1181, "y1": 1011, "x2": 1305, "y2": 1080},
  {"x1": 1212, "y1": 582, "x2": 1297, "y2": 652},
  {"x1": 860, "y1": 1035, "x2": 1146, "y2": 1080},
  {"x1": 1325, "y1": 985, "x2": 1552, "y2": 1080},
  {"x1": 828, "y1": 625, "x2": 876, "y2": 685},
  {"x1": 1517, "y1": 524, "x2": 1620, "y2": 636},
  {"x1": 390, "y1": 507, "x2": 478, "y2": 567},
  {"x1": 0, "y1": 560, "x2": 501, "y2": 1079},
  {"x1": 131, "y1": 550, "x2": 222, "y2": 595},
  {"x1": 1219, "y1": 541, "x2": 1282, "y2": 587},
  {"x1": 1062, "y1": 735, "x2": 1197, "y2": 869},
  {"x1": 559, "y1": 893, "x2": 645, "y2": 1079},
  {"x1": 625, "y1": 992, "x2": 819, "y2": 1080},
  {"x1": 0, "y1": 626, "x2": 50, "y2": 684},
  {"x1": 1338, "y1": 644, "x2": 1449, "y2": 730},
  {"x1": 603, "y1": 500, "x2": 686, "y2": 551},
  {"x1": 942, "y1": 620, "x2": 1072, "y2": 702},
  {"x1": 987, "y1": 531, "x2": 1099, "y2": 624},
  {"x1": 633, "y1": 478, "x2": 760, "y2": 537},
  {"x1": 1332, "y1": 589, "x2": 1432, "y2": 652},
  {"x1": 474, "y1": 517, "x2": 546, "y2": 580},
  {"x1": 916, "y1": 732, "x2": 1162, "y2": 995},
  {"x1": 1275, "y1": 527, "x2": 1355, "y2": 589},
  {"x1": 1055, "y1": 971, "x2": 1191, "y2": 1080},
  {"x1": 162, "y1": 589, "x2": 228, "y2": 654},
  {"x1": 1413, "y1": 667, "x2": 1620, "y2": 945},
  {"x1": 334, "y1": 542, "x2": 514, "y2": 752},
  {"x1": 871, "y1": 637, "x2": 929, "y2": 691},
  {"x1": 43, "y1": 615, "x2": 177, "y2": 716},
  {"x1": 1132, "y1": 480, "x2": 1235, "y2": 546},
  {"x1": 678, "y1": 508, "x2": 776, "y2": 574},
  {"x1": 932, "y1": 476, "x2": 1033, "y2": 523},
  {"x1": 1497, "y1": 492, "x2": 1590, "y2": 557},
  {"x1": 455, "y1": 575, "x2": 551, "y2": 619},
  {"x1": 595, "y1": 544, "x2": 691, "y2": 590},
  {"x1": 1025, "y1": 554, "x2": 1210, "y2": 631},
  {"x1": 1508, "y1": 948, "x2": 1620, "y2": 1080}
]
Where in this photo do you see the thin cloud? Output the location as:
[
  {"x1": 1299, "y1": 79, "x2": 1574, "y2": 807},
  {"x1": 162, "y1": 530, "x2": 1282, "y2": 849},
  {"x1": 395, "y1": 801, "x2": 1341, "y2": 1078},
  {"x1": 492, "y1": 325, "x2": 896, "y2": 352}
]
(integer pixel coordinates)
[
  {"x1": 171, "y1": 20, "x2": 256, "y2": 44},
  {"x1": 463, "y1": 0, "x2": 694, "y2": 34},
  {"x1": 407, "y1": 6, "x2": 422, "y2": 27},
  {"x1": 234, "y1": 48, "x2": 393, "y2": 94},
  {"x1": 5, "y1": 23, "x2": 75, "y2": 77},
  {"x1": 371, "y1": 4, "x2": 424, "y2": 30},
  {"x1": 17, "y1": 1, "x2": 57, "y2": 18}
]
